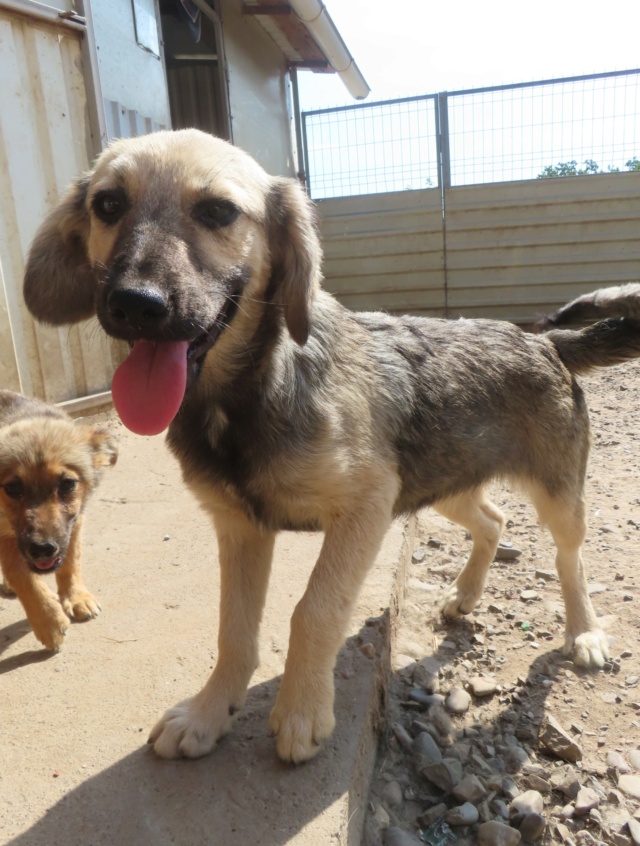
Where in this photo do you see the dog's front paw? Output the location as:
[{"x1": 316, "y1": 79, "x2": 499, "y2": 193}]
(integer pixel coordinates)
[
  {"x1": 61, "y1": 589, "x2": 101, "y2": 621},
  {"x1": 148, "y1": 696, "x2": 233, "y2": 759},
  {"x1": 440, "y1": 581, "x2": 482, "y2": 618},
  {"x1": 269, "y1": 686, "x2": 336, "y2": 764},
  {"x1": 30, "y1": 604, "x2": 70, "y2": 651},
  {"x1": 565, "y1": 629, "x2": 610, "y2": 669}
]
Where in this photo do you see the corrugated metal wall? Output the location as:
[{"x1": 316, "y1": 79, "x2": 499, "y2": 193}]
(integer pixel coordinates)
[
  {"x1": 319, "y1": 189, "x2": 446, "y2": 315},
  {"x1": 319, "y1": 172, "x2": 640, "y2": 324},
  {"x1": 0, "y1": 9, "x2": 122, "y2": 403}
]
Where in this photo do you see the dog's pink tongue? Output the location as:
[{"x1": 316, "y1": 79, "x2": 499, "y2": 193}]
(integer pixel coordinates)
[{"x1": 112, "y1": 340, "x2": 189, "y2": 435}]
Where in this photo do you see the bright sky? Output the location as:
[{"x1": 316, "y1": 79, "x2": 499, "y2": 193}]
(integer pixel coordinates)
[{"x1": 298, "y1": 0, "x2": 640, "y2": 112}]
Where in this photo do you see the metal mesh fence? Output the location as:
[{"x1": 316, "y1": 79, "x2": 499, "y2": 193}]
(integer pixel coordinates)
[
  {"x1": 302, "y1": 96, "x2": 438, "y2": 199},
  {"x1": 301, "y1": 69, "x2": 640, "y2": 198}
]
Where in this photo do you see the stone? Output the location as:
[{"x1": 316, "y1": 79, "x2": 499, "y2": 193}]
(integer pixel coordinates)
[
  {"x1": 491, "y1": 799, "x2": 510, "y2": 820},
  {"x1": 520, "y1": 590, "x2": 539, "y2": 602},
  {"x1": 469, "y1": 676, "x2": 498, "y2": 697},
  {"x1": 453, "y1": 773, "x2": 487, "y2": 803},
  {"x1": 629, "y1": 749, "x2": 640, "y2": 770},
  {"x1": 477, "y1": 820, "x2": 522, "y2": 845},
  {"x1": 519, "y1": 812, "x2": 546, "y2": 842},
  {"x1": 445, "y1": 686, "x2": 472, "y2": 714},
  {"x1": 502, "y1": 776, "x2": 522, "y2": 801},
  {"x1": 413, "y1": 731, "x2": 442, "y2": 769},
  {"x1": 384, "y1": 827, "x2": 424, "y2": 846},
  {"x1": 555, "y1": 822, "x2": 573, "y2": 843},
  {"x1": 574, "y1": 787, "x2": 599, "y2": 815},
  {"x1": 504, "y1": 744, "x2": 531, "y2": 773},
  {"x1": 373, "y1": 805, "x2": 391, "y2": 830},
  {"x1": 510, "y1": 789, "x2": 544, "y2": 821},
  {"x1": 495, "y1": 544, "x2": 523, "y2": 561},
  {"x1": 538, "y1": 715, "x2": 583, "y2": 762},
  {"x1": 423, "y1": 758, "x2": 463, "y2": 792},
  {"x1": 391, "y1": 722, "x2": 414, "y2": 752},
  {"x1": 381, "y1": 779, "x2": 404, "y2": 807},
  {"x1": 524, "y1": 774, "x2": 551, "y2": 793},
  {"x1": 407, "y1": 689, "x2": 443, "y2": 708},
  {"x1": 608, "y1": 750, "x2": 632, "y2": 773},
  {"x1": 447, "y1": 802, "x2": 479, "y2": 826},
  {"x1": 416, "y1": 803, "x2": 447, "y2": 828},
  {"x1": 628, "y1": 818, "x2": 640, "y2": 846},
  {"x1": 411, "y1": 546, "x2": 427, "y2": 563},
  {"x1": 548, "y1": 766, "x2": 580, "y2": 799},
  {"x1": 413, "y1": 656, "x2": 441, "y2": 693},
  {"x1": 619, "y1": 774, "x2": 640, "y2": 800}
]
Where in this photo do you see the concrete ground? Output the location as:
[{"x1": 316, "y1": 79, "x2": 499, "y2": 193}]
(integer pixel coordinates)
[{"x1": 0, "y1": 409, "x2": 413, "y2": 846}]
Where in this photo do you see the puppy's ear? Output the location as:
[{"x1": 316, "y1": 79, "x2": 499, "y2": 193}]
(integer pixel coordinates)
[
  {"x1": 266, "y1": 178, "x2": 323, "y2": 345},
  {"x1": 23, "y1": 173, "x2": 97, "y2": 325},
  {"x1": 88, "y1": 428, "x2": 118, "y2": 471}
]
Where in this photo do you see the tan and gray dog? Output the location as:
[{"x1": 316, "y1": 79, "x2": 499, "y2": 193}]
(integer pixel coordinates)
[
  {"x1": 22, "y1": 129, "x2": 640, "y2": 762},
  {"x1": 0, "y1": 391, "x2": 117, "y2": 650}
]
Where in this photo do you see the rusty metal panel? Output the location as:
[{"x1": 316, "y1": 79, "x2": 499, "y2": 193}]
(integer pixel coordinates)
[
  {"x1": 318, "y1": 188, "x2": 446, "y2": 316},
  {"x1": 0, "y1": 9, "x2": 122, "y2": 402},
  {"x1": 444, "y1": 172, "x2": 640, "y2": 323}
]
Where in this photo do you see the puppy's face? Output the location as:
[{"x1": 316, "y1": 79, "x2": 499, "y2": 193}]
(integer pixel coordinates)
[
  {"x1": 24, "y1": 130, "x2": 322, "y2": 435},
  {"x1": 0, "y1": 421, "x2": 117, "y2": 573},
  {"x1": 24, "y1": 129, "x2": 322, "y2": 368}
]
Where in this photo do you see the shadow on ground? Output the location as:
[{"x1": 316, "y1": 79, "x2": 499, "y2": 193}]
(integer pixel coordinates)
[{"x1": 5, "y1": 623, "x2": 387, "y2": 846}]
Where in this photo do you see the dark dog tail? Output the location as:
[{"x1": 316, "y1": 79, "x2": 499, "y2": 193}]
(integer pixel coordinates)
[
  {"x1": 536, "y1": 283, "x2": 640, "y2": 330},
  {"x1": 547, "y1": 317, "x2": 640, "y2": 375}
]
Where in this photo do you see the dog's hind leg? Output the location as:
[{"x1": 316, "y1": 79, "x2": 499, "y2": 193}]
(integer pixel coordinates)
[
  {"x1": 149, "y1": 508, "x2": 275, "y2": 759},
  {"x1": 269, "y1": 472, "x2": 398, "y2": 763},
  {"x1": 435, "y1": 488, "x2": 505, "y2": 618},
  {"x1": 55, "y1": 518, "x2": 101, "y2": 621},
  {"x1": 526, "y1": 482, "x2": 609, "y2": 669}
]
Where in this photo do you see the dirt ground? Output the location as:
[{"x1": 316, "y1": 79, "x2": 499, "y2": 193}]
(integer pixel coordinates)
[{"x1": 364, "y1": 361, "x2": 640, "y2": 846}]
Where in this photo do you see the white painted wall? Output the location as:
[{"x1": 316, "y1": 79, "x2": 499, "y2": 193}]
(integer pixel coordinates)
[
  {"x1": 91, "y1": 0, "x2": 171, "y2": 131},
  {"x1": 220, "y1": 0, "x2": 295, "y2": 177}
]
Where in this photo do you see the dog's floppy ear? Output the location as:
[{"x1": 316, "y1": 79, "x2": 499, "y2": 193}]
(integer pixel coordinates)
[
  {"x1": 23, "y1": 173, "x2": 97, "y2": 325},
  {"x1": 88, "y1": 428, "x2": 118, "y2": 471},
  {"x1": 266, "y1": 178, "x2": 322, "y2": 345}
]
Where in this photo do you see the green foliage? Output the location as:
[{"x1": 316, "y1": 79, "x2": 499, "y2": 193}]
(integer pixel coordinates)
[{"x1": 538, "y1": 157, "x2": 640, "y2": 178}]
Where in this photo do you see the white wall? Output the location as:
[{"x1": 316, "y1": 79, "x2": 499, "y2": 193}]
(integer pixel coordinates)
[
  {"x1": 220, "y1": 0, "x2": 295, "y2": 177},
  {"x1": 91, "y1": 0, "x2": 171, "y2": 130}
]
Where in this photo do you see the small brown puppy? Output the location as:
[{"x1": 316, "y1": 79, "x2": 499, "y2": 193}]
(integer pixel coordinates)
[{"x1": 0, "y1": 391, "x2": 117, "y2": 650}]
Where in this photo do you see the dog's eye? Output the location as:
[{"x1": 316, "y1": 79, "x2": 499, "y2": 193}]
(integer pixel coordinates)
[
  {"x1": 92, "y1": 190, "x2": 127, "y2": 224},
  {"x1": 58, "y1": 478, "x2": 78, "y2": 496},
  {"x1": 2, "y1": 480, "x2": 23, "y2": 500},
  {"x1": 194, "y1": 200, "x2": 240, "y2": 230}
]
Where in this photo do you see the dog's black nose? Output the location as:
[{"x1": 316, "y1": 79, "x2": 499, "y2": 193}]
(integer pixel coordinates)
[
  {"x1": 107, "y1": 287, "x2": 169, "y2": 328},
  {"x1": 28, "y1": 541, "x2": 58, "y2": 561}
]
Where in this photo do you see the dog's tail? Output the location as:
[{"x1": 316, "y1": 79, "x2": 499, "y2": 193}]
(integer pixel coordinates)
[
  {"x1": 546, "y1": 317, "x2": 640, "y2": 375},
  {"x1": 536, "y1": 283, "x2": 640, "y2": 330}
]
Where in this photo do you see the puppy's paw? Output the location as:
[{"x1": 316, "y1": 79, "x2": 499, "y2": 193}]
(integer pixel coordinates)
[
  {"x1": 61, "y1": 589, "x2": 101, "y2": 621},
  {"x1": 31, "y1": 605, "x2": 70, "y2": 651},
  {"x1": 269, "y1": 691, "x2": 336, "y2": 763},
  {"x1": 440, "y1": 581, "x2": 482, "y2": 618},
  {"x1": 565, "y1": 629, "x2": 610, "y2": 669},
  {"x1": 148, "y1": 697, "x2": 232, "y2": 759}
]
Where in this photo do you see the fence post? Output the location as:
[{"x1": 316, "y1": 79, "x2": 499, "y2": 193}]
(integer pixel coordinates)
[
  {"x1": 301, "y1": 111, "x2": 313, "y2": 194},
  {"x1": 436, "y1": 92, "x2": 451, "y2": 189}
]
